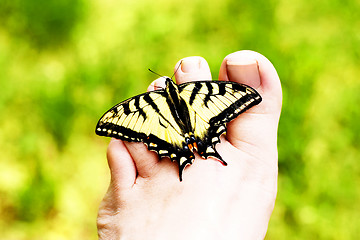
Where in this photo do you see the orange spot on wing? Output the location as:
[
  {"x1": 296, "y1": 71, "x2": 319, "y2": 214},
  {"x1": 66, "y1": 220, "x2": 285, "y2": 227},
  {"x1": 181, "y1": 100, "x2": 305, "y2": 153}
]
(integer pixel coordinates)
[
  {"x1": 188, "y1": 144, "x2": 194, "y2": 152},
  {"x1": 193, "y1": 142, "x2": 198, "y2": 151}
]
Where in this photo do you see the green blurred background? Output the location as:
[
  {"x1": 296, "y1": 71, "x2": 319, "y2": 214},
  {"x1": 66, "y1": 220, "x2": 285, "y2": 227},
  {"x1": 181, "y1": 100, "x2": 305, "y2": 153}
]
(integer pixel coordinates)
[{"x1": 0, "y1": 0, "x2": 359, "y2": 239}]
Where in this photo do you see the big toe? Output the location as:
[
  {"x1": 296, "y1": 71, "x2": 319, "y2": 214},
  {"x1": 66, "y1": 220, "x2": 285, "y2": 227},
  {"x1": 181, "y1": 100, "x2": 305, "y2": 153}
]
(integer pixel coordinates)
[{"x1": 219, "y1": 50, "x2": 282, "y2": 159}]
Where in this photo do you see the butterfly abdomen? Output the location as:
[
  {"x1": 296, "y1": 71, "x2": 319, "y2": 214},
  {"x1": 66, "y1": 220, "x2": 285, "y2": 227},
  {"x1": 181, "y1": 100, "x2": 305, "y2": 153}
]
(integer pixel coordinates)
[{"x1": 165, "y1": 78, "x2": 193, "y2": 134}]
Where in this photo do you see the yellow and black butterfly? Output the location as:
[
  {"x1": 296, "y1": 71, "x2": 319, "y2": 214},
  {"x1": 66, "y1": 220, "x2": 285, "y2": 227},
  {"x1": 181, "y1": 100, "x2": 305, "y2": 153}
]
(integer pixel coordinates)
[{"x1": 96, "y1": 76, "x2": 262, "y2": 181}]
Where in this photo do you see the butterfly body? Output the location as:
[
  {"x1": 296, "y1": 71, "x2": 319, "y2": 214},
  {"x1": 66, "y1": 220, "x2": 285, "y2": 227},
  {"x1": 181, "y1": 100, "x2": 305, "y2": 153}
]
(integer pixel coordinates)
[{"x1": 96, "y1": 77, "x2": 262, "y2": 181}]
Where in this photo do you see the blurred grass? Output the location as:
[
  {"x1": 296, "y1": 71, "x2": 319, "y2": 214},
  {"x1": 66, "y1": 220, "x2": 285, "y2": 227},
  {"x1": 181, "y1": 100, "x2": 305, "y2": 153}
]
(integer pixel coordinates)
[{"x1": 0, "y1": 0, "x2": 359, "y2": 239}]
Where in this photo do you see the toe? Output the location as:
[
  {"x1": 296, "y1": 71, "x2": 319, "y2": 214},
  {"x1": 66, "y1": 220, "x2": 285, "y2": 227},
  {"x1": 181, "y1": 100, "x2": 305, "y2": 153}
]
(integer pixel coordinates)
[
  {"x1": 107, "y1": 139, "x2": 137, "y2": 189},
  {"x1": 123, "y1": 141, "x2": 161, "y2": 179},
  {"x1": 219, "y1": 51, "x2": 282, "y2": 161},
  {"x1": 174, "y1": 56, "x2": 212, "y2": 84}
]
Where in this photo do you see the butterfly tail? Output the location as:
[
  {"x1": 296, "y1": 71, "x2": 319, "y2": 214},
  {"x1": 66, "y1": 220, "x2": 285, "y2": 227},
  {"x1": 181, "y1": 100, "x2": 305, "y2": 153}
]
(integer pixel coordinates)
[
  {"x1": 197, "y1": 141, "x2": 228, "y2": 166},
  {"x1": 170, "y1": 151, "x2": 195, "y2": 181}
]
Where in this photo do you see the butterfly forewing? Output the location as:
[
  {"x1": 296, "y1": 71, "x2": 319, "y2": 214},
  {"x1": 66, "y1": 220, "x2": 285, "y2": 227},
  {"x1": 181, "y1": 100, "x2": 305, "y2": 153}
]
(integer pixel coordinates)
[
  {"x1": 178, "y1": 81, "x2": 262, "y2": 157},
  {"x1": 96, "y1": 90, "x2": 187, "y2": 158}
]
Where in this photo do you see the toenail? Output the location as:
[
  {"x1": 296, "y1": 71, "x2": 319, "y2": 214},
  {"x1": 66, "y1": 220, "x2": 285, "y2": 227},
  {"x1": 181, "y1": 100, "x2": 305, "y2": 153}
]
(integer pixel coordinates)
[
  {"x1": 226, "y1": 59, "x2": 261, "y2": 88},
  {"x1": 181, "y1": 58, "x2": 201, "y2": 73}
]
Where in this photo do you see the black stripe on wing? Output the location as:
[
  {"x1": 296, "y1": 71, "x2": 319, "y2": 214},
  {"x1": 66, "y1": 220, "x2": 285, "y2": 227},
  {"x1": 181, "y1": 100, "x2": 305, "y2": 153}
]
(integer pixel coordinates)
[
  {"x1": 97, "y1": 121, "x2": 172, "y2": 154},
  {"x1": 189, "y1": 82, "x2": 202, "y2": 105},
  {"x1": 209, "y1": 88, "x2": 262, "y2": 126}
]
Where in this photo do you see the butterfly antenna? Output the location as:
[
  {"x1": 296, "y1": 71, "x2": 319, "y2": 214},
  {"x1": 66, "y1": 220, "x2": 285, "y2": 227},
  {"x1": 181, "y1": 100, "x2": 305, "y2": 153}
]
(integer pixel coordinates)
[
  {"x1": 171, "y1": 60, "x2": 183, "y2": 79},
  {"x1": 148, "y1": 69, "x2": 166, "y2": 79}
]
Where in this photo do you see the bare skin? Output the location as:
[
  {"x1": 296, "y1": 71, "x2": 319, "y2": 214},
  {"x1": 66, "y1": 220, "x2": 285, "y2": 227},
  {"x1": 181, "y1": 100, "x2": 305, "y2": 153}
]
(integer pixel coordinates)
[{"x1": 97, "y1": 50, "x2": 282, "y2": 240}]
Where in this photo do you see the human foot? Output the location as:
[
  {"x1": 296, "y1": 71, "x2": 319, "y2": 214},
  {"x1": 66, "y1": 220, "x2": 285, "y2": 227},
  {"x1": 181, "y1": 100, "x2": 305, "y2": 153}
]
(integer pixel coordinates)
[{"x1": 97, "y1": 51, "x2": 282, "y2": 240}]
